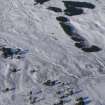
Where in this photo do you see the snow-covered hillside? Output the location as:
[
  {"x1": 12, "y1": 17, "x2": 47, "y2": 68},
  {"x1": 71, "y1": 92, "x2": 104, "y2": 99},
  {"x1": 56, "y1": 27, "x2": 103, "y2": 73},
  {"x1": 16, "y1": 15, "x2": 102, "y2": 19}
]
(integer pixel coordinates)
[{"x1": 0, "y1": 0, "x2": 105, "y2": 105}]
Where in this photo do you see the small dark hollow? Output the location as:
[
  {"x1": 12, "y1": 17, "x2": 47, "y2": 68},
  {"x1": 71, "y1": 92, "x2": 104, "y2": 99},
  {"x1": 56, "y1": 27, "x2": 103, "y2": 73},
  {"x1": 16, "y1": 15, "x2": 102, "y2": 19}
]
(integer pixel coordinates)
[
  {"x1": 82, "y1": 45, "x2": 102, "y2": 52},
  {"x1": 56, "y1": 16, "x2": 69, "y2": 22},
  {"x1": 10, "y1": 68, "x2": 20, "y2": 73},
  {"x1": 4, "y1": 88, "x2": 9, "y2": 92},
  {"x1": 63, "y1": 1, "x2": 95, "y2": 9},
  {"x1": 2, "y1": 87, "x2": 15, "y2": 92},
  {"x1": 29, "y1": 91, "x2": 32, "y2": 95},
  {"x1": 0, "y1": 47, "x2": 21, "y2": 58},
  {"x1": 64, "y1": 7, "x2": 84, "y2": 16},
  {"x1": 75, "y1": 101, "x2": 85, "y2": 105},
  {"x1": 30, "y1": 97, "x2": 37, "y2": 104},
  {"x1": 47, "y1": 7, "x2": 62, "y2": 12},
  {"x1": 30, "y1": 69, "x2": 36, "y2": 73}
]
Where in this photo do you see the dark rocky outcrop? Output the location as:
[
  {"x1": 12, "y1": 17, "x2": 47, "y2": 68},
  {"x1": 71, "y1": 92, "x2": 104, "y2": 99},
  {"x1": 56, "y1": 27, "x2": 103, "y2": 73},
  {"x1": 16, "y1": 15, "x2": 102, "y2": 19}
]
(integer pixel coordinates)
[
  {"x1": 47, "y1": 7, "x2": 62, "y2": 12},
  {"x1": 64, "y1": 7, "x2": 84, "y2": 16},
  {"x1": 34, "y1": 0, "x2": 50, "y2": 5},
  {"x1": 63, "y1": 1, "x2": 95, "y2": 9},
  {"x1": 71, "y1": 34, "x2": 85, "y2": 42},
  {"x1": 82, "y1": 45, "x2": 101, "y2": 52},
  {"x1": 59, "y1": 22, "x2": 76, "y2": 36},
  {"x1": 75, "y1": 42, "x2": 86, "y2": 48},
  {"x1": 56, "y1": 16, "x2": 69, "y2": 22}
]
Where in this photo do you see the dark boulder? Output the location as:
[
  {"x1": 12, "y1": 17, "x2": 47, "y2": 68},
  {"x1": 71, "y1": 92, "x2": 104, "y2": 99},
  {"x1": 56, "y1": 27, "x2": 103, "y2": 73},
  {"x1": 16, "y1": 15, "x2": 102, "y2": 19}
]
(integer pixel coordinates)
[
  {"x1": 64, "y1": 7, "x2": 84, "y2": 16},
  {"x1": 34, "y1": 0, "x2": 50, "y2": 4},
  {"x1": 75, "y1": 42, "x2": 86, "y2": 48},
  {"x1": 47, "y1": 7, "x2": 62, "y2": 12},
  {"x1": 71, "y1": 34, "x2": 85, "y2": 42},
  {"x1": 63, "y1": 1, "x2": 95, "y2": 9},
  {"x1": 43, "y1": 80, "x2": 56, "y2": 86},
  {"x1": 59, "y1": 22, "x2": 76, "y2": 36},
  {"x1": 82, "y1": 45, "x2": 102, "y2": 52},
  {"x1": 56, "y1": 16, "x2": 69, "y2": 22}
]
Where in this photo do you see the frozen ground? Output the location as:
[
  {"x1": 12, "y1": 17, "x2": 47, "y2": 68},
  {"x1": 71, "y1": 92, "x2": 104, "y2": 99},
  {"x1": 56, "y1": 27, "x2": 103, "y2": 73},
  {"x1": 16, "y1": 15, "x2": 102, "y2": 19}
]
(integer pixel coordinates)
[{"x1": 0, "y1": 0, "x2": 105, "y2": 105}]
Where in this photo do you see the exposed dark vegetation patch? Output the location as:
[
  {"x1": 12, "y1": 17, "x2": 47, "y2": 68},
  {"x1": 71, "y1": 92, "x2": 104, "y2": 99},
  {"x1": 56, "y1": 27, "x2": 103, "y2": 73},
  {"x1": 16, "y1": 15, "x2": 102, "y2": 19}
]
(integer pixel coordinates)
[
  {"x1": 47, "y1": 7, "x2": 62, "y2": 12},
  {"x1": 64, "y1": 7, "x2": 84, "y2": 16},
  {"x1": 34, "y1": 0, "x2": 50, "y2": 5},
  {"x1": 63, "y1": 1, "x2": 95, "y2": 9},
  {"x1": 82, "y1": 45, "x2": 101, "y2": 52},
  {"x1": 56, "y1": 16, "x2": 69, "y2": 22}
]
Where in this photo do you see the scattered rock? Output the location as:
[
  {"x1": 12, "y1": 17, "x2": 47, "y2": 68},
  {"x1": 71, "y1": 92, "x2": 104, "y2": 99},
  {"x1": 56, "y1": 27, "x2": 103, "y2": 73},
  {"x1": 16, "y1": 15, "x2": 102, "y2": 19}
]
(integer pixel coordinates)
[
  {"x1": 59, "y1": 22, "x2": 75, "y2": 36},
  {"x1": 47, "y1": 7, "x2": 62, "y2": 12},
  {"x1": 30, "y1": 97, "x2": 37, "y2": 104},
  {"x1": 75, "y1": 101, "x2": 85, "y2": 105},
  {"x1": 76, "y1": 97, "x2": 84, "y2": 101},
  {"x1": 64, "y1": 7, "x2": 84, "y2": 16},
  {"x1": 43, "y1": 80, "x2": 59, "y2": 86},
  {"x1": 82, "y1": 45, "x2": 102, "y2": 52},
  {"x1": 63, "y1": 1, "x2": 95, "y2": 9},
  {"x1": 0, "y1": 47, "x2": 28, "y2": 59},
  {"x1": 71, "y1": 34, "x2": 85, "y2": 42},
  {"x1": 75, "y1": 42, "x2": 86, "y2": 48},
  {"x1": 54, "y1": 100, "x2": 64, "y2": 105},
  {"x1": 56, "y1": 16, "x2": 69, "y2": 22},
  {"x1": 10, "y1": 68, "x2": 21, "y2": 73},
  {"x1": 34, "y1": 0, "x2": 50, "y2": 5},
  {"x1": 2, "y1": 87, "x2": 15, "y2": 93}
]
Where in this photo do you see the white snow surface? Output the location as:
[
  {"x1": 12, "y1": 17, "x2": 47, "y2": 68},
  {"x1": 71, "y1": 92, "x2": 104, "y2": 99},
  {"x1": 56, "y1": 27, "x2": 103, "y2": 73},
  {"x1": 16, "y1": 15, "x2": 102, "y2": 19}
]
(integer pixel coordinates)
[{"x1": 0, "y1": 0, "x2": 105, "y2": 105}]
